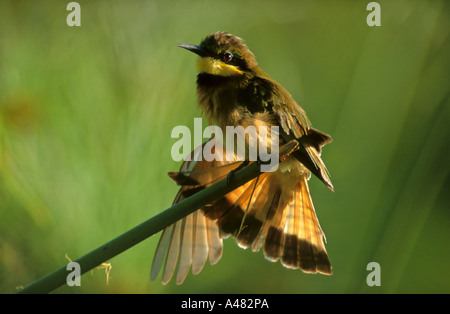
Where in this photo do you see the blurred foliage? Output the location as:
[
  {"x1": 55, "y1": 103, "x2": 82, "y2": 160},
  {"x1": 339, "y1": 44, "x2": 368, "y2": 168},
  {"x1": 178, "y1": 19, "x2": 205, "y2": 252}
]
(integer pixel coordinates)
[{"x1": 0, "y1": 0, "x2": 449, "y2": 294}]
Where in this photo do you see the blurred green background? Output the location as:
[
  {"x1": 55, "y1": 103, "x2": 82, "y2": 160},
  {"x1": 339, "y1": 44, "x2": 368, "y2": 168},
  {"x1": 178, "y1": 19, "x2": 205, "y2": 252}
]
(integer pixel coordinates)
[{"x1": 0, "y1": 0, "x2": 449, "y2": 294}]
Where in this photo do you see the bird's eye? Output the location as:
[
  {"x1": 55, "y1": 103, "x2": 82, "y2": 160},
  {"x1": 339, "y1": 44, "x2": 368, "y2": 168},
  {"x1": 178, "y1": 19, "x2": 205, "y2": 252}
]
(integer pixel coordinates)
[{"x1": 222, "y1": 52, "x2": 233, "y2": 62}]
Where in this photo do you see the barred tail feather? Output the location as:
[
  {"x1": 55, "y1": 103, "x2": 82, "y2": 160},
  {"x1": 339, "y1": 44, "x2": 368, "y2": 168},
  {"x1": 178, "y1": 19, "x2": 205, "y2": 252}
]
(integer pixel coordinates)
[
  {"x1": 281, "y1": 177, "x2": 332, "y2": 274},
  {"x1": 213, "y1": 171, "x2": 332, "y2": 275}
]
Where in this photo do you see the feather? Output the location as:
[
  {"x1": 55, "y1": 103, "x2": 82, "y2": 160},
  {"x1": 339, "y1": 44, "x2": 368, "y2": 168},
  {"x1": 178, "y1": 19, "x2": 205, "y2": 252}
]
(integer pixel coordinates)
[
  {"x1": 176, "y1": 214, "x2": 193, "y2": 284},
  {"x1": 150, "y1": 224, "x2": 174, "y2": 282},
  {"x1": 192, "y1": 211, "x2": 209, "y2": 274},
  {"x1": 206, "y1": 217, "x2": 223, "y2": 265},
  {"x1": 161, "y1": 219, "x2": 182, "y2": 284}
]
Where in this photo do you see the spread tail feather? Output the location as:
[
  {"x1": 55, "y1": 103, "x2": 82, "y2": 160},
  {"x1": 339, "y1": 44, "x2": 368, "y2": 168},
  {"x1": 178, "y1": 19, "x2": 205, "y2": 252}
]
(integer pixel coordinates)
[
  {"x1": 151, "y1": 139, "x2": 332, "y2": 284},
  {"x1": 210, "y1": 170, "x2": 332, "y2": 274}
]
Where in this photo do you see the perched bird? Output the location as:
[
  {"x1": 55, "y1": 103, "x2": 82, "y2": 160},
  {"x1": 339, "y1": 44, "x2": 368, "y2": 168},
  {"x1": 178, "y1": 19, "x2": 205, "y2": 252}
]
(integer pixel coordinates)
[{"x1": 151, "y1": 32, "x2": 334, "y2": 284}]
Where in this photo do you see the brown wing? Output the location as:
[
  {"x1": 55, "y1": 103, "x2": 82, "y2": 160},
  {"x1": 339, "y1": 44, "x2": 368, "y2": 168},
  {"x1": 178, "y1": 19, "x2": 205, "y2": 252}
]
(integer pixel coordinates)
[
  {"x1": 243, "y1": 74, "x2": 333, "y2": 190},
  {"x1": 271, "y1": 85, "x2": 334, "y2": 190}
]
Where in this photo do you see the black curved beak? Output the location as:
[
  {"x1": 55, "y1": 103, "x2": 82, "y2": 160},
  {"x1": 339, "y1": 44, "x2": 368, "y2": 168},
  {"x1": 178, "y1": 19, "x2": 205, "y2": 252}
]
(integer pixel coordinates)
[{"x1": 176, "y1": 43, "x2": 209, "y2": 57}]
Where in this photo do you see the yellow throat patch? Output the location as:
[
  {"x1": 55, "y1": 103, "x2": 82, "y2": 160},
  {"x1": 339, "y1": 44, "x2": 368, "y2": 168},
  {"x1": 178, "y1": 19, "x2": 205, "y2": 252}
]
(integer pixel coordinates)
[{"x1": 197, "y1": 57, "x2": 244, "y2": 76}]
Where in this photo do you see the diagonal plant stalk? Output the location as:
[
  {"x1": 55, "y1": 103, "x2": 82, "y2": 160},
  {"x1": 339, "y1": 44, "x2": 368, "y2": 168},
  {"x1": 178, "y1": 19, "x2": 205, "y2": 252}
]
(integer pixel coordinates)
[{"x1": 17, "y1": 141, "x2": 298, "y2": 294}]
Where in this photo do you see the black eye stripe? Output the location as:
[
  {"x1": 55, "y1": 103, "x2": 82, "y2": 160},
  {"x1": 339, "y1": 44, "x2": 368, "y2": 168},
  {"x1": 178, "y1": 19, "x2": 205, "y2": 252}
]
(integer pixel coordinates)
[{"x1": 216, "y1": 51, "x2": 248, "y2": 70}]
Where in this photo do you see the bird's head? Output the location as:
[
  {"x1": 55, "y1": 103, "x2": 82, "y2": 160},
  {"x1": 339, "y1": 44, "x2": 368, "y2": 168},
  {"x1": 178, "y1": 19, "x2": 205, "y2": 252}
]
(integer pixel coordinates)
[{"x1": 177, "y1": 31, "x2": 258, "y2": 77}]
